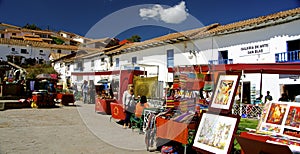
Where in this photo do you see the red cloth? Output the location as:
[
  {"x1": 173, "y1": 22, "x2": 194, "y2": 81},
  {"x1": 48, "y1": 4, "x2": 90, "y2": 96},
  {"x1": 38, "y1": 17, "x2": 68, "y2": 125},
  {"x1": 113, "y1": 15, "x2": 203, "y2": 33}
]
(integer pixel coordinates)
[
  {"x1": 110, "y1": 103, "x2": 126, "y2": 120},
  {"x1": 95, "y1": 98, "x2": 116, "y2": 114},
  {"x1": 156, "y1": 117, "x2": 189, "y2": 144}
]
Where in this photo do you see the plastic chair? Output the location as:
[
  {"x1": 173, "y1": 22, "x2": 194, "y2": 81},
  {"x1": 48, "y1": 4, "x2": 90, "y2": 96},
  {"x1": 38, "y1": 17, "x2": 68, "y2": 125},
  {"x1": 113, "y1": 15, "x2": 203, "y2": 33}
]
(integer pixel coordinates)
[{"x1": 130, "y1": 114, "x2": 144, "y2": 133}]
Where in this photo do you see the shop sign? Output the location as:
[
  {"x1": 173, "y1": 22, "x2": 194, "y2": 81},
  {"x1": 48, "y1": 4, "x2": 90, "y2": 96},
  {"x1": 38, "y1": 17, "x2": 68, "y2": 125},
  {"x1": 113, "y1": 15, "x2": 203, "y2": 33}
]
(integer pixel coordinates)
[{"x1": 240, "y1": 43, "x2": 269, "y2": 56}]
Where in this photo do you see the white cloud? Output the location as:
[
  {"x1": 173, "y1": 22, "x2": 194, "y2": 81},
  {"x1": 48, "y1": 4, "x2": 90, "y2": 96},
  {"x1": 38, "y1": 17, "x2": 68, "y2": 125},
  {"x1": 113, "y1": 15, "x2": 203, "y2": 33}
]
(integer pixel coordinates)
[{"x1": 139, "y1": 1, "x2": 188, "y2": 24}]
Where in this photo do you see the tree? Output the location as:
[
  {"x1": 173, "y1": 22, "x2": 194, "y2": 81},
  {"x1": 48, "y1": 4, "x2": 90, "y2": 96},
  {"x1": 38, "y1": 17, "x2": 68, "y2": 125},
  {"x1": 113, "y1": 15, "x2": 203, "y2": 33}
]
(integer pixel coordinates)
[
  {"x1": 23, "y1": 23, "x2": 42, "y2": 30},
  {"x1": 51, "y1": 37, "x2": 65, "y2": 45},
  {"x1": 25, "y1": 64, "x2": 58, "y2": 79},
  {"x1": 126, "y1": 35, "x2": 141, "y2": 42}
]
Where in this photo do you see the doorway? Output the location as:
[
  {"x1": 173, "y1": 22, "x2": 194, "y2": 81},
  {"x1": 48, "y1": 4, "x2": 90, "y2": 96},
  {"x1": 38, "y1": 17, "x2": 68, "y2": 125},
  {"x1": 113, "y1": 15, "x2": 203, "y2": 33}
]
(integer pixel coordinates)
[
  {"x1": 281, "y1": 84, "x2": 300, "y2": 101},
  {"x1": 242, "y1": 81, "x2": 251, "y2": 104}
]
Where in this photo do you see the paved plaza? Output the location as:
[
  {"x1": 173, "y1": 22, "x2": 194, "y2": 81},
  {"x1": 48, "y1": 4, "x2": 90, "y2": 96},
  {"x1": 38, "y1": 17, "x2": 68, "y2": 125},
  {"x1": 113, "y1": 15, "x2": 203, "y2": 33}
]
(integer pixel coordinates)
[{"x1": 0, "y1": 101, "x2": 155, "y2": 154}]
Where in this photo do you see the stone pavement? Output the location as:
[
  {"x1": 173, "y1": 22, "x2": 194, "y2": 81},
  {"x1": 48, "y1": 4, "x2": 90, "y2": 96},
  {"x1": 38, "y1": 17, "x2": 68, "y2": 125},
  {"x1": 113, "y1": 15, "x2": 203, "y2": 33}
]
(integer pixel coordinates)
[
  {"x1": 76, "y1": 101, "x2": 152, "y2": 151},
  {"x1": 0, "y1": 100, "x2": 156, "y2": 154}
]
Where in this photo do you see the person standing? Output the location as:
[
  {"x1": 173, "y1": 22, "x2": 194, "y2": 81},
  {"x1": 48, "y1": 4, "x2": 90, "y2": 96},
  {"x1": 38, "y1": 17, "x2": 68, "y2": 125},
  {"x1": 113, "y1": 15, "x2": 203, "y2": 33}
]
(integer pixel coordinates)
[
  {"x1": 122, "y1": 84, "x2": 135, "y2": 129},
  {"x1": 89, "y1": 80, "x2": 96, "y2": 104},
  {"x1": 81, "y1": 80, "x2": 89, "y2": 104},
  {"x1": 264, "y1": 91, "x2": 273, "y2": 104},
  {"x1": 279, "y1": 93, "x2": 289, "y2": 102}
]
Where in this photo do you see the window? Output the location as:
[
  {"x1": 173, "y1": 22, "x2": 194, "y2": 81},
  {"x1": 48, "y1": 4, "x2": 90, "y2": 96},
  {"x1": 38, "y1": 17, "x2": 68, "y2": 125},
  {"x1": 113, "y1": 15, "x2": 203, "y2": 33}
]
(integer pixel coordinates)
[
  {"x1": 77, "y1": 62, "x2": 83, "y2": 71},
  {"x1": 57, "y1": 49, "x2": 61, "y2": 53},
  {"x1": 91, "y1": 60, "x2": 94, "y2": 67},
  {"x1": 167, "y1": 49, "x2": 174, "y2": 68},
  {"x1": 218, "y1": 50, "x2": 228, "y2": 64},
  {"x1": 12, "y1": 33, "x2": 16, "y2": 36},
  {"x1": 11, "y1": 48, "x2": 15, "y2": 51},
  {"x1": 40, "y1": 50, "x2": 44, "y2": 54},
  {"x1": 1, "y1": 34, "x2": 4, "y2": 38},
  {"x1": 132, "y1": 56, "x2": 137, "y2": 64},
  {"x1": 116, "y1": 58, "x2": 119, "y2": 67},
  {"x1": 71, "y1": 51, "x2": 75, "y2": 54},
  {"x1": 20, "y1": 49, "x2": 27, "y2": 54},
  {"x1": 287, "y1": 39, "x2": 300, "y2": 51}
]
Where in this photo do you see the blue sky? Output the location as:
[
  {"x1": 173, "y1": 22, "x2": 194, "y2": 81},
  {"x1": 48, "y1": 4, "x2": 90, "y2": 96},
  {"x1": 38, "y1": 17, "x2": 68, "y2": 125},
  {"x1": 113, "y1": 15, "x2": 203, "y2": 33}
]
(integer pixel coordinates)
[{"x1": 0, "y1": 0, "x2": 299, "y2": 41}]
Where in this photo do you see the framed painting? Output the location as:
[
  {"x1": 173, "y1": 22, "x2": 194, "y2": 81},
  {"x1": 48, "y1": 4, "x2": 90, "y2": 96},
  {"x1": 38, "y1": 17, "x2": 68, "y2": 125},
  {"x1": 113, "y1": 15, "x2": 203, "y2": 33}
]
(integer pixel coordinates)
[
  {"x1": 192, "y1": 111, "x2": 240, "y2": 154},
  {"x1": 209, "y1": 72, "x2": 241, "y2": 114},
  {"x1": 257, "y1": 102, "x2": 289, "y2": 134}
]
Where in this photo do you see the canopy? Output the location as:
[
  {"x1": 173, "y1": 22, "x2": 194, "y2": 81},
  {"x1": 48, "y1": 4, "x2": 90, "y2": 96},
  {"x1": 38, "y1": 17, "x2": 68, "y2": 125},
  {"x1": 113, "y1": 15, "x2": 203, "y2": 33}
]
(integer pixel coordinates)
[{"x1": 169, "y1": 62, "x2": 300, "y2": 74}]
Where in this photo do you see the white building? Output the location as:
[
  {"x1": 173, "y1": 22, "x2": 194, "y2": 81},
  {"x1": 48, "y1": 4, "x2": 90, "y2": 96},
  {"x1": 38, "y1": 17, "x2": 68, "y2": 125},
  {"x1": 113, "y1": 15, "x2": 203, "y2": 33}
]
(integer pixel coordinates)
[{"x1": 97, "y1": 7, "x2": 300, "y2": 103}]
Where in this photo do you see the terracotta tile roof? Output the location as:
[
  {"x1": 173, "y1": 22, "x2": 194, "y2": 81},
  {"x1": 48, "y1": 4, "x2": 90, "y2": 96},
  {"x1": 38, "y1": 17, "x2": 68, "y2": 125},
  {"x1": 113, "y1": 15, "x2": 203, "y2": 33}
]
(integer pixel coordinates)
[
  {"x1": 193, "y1": 7, "x2": 300, "y2": 39},
  {"x1": 105, "y1": 23, "x2": 219, "y2": 55},
  {"x1": 23, "y1": 37, "x2": 43, "y2": 42},
  {"x1": 0, "y1": 38, "x2": 78, "y2": 50},
  {"x1": 0, "y1": 23, "x2": 21, "y2": 30},
  {"x1": 105, "y1": 7, "x2": 300, "y2": 55},
  {"x1": 49, "y1": 52, "x2": 68, "y2": 60},
  {"x1": 84, "y1": 37, "x2": 111, "y2": 45}
]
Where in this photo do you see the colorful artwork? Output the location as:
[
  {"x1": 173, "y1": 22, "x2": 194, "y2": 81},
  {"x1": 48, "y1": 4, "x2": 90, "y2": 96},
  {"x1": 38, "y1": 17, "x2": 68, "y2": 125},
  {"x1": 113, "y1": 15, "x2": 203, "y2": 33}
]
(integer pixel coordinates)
[
  {"x1": 266, "y1": 103, "x2": 288, "y2": 125},
  {"x1": 214, "y1": 80, "x2": 234, "y2": 105},
  {"x1": 285, "y1": 106, "x2": 300, "y2": 128},
  {"x1": 210, "y1": 73, "x2": 240, "y2": 113},
  {"x1": 258, "y1": 102, "x2": 300, "y2": 138},
  {"x1": 283, "y1": 128, "x2": 300, "y2": 139},
  {"x1": 193, "y1": 112, "x2": 239, "y2": 154},
  {"x1": 260, "y1": 124, "x2": 281, "y2": 133},
  {"x1": 133, "y1": 76, "x2": 158, "y2": 98}
]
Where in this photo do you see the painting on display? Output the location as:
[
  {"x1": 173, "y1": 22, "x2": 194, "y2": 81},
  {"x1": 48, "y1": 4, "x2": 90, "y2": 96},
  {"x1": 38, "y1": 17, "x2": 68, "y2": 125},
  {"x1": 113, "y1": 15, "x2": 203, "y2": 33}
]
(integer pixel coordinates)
[
  {"x1": 283, "y1": 104, "x2": 300, "y2": 138},
  {"x1": 209, "y1": 72, "x2": 241, "y2": 114},
  {"x1": 257, "y1": 102, "x2": 300, "y2": 139},
  {"x1": 258, "y1": 102, "x2": 289, "y2": 134},
  {"x1": 193, "y1": 112, "x2": 240, "y2": 154},
  {"x1": 133, "y1": 76, "x2": 158, "y2": 98}
]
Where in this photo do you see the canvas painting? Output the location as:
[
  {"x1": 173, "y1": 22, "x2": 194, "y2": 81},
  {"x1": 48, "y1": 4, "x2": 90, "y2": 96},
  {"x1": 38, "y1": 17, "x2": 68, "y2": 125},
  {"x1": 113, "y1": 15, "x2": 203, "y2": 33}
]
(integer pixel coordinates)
[
  {"x1": 283, "y1": 104, "x2": 300, "y2": 138},
  {"x1": 210, "y1": 73, "x2": 240, "y2": 113},
  {"x1": 193, "y1": 112, "x2": 240, "y2": 154}
]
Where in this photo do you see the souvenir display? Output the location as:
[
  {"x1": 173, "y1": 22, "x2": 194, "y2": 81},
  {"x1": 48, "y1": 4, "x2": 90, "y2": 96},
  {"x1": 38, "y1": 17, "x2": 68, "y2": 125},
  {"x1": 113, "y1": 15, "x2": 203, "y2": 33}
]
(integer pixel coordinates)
[
  {"x1": 133, "y1": 76, "x2": 158, "y2": 98},
  {"x1": 193, "y1": 112, "x2": 240, "y2": 154},
  {"x1": 210, "y1": 72, "x2": 241, "y2": 114},
  {"x1": 258, "y1": 102, "x2": 300, "y2": 139}
]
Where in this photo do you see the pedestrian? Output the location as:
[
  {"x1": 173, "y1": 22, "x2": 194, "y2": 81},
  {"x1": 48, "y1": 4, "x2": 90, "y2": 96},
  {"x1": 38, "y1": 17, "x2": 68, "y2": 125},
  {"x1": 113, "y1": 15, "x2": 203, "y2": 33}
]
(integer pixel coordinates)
[
  {"x1": 264, "y1": 91, "x2": 273, "y2": 104},
  {"x1": 134, "y1": 95, "x2": 150, "y2": 119},
  {"x1": 134, "y1": 95, "x2": 150, "y2": 132},
  {"x1": 108, "y1": 85, "x2": 114, "y2": 99},
  {"x1": 279, "y1": 93, "x2": 289, "y2": 102},
  {"x1": 122, "y1": 84, "x2": 135, "y2": 129},
  {"x1": 89, "y1": 80, "x2": 96, "y2": 104},
  {"x1": 81, "y1": 80, "x2": 89, "y2": 104}
]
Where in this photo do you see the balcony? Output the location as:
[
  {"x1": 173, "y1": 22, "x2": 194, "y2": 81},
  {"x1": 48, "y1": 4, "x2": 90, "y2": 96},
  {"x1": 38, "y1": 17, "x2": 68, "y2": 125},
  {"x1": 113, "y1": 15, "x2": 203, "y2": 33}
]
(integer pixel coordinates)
[
  {"x1": 73, "y1": 67, "x2": 83, "y2": 72},
  {"x1": 208, "y1": 59, "x2": 233, "y2": 65},
  {"x1": 275, "y1": 50, "x2": 300, "y2": 63}
]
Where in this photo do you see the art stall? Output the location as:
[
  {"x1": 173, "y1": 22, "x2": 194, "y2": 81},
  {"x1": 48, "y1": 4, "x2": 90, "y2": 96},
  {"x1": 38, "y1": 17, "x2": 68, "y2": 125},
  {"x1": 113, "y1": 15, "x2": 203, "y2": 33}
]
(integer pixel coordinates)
[
  {"x1": 93, "y1": 69, "x2": 145, "y2": 117},
  {"x1": 149, "y1": 63, "x2": 300, "y2": 154},
  {"x1": 206, "y1": 62, "x2": 300, "y2": 154},
  {"x1": 150, "y1": 65, "x2": 218, "y2": 154}
]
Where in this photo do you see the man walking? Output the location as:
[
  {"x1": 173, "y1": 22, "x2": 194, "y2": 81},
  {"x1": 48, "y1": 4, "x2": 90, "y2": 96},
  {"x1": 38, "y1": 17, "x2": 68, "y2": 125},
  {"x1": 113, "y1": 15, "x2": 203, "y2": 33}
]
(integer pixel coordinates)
[{"x1": 81, "y1": 80, "x2": 89, "y2": 104}]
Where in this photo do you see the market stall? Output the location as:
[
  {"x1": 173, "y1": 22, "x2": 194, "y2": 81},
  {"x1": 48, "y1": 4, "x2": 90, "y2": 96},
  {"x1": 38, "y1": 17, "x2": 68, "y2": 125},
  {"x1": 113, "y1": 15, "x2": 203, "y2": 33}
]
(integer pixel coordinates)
[
  {"x1": 29, "y1": 74, "x2": 58, "y2": 107},
  {"x1": 155, "y1": 63, "x2": 300, "y2": 153}
]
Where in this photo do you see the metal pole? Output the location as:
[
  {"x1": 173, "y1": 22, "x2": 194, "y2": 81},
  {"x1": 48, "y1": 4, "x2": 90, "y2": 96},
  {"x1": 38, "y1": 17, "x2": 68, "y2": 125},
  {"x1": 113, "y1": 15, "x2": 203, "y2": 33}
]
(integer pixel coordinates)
[{"x1": 240, "y1": 70, "x2": 244, "y2": 116}]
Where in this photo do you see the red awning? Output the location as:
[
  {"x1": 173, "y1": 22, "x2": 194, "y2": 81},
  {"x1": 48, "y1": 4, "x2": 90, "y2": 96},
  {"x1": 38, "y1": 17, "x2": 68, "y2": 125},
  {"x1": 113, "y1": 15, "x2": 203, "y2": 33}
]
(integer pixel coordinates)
[{"x1": 169, "y1": 62, "x2": 300, "y2": 74}]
